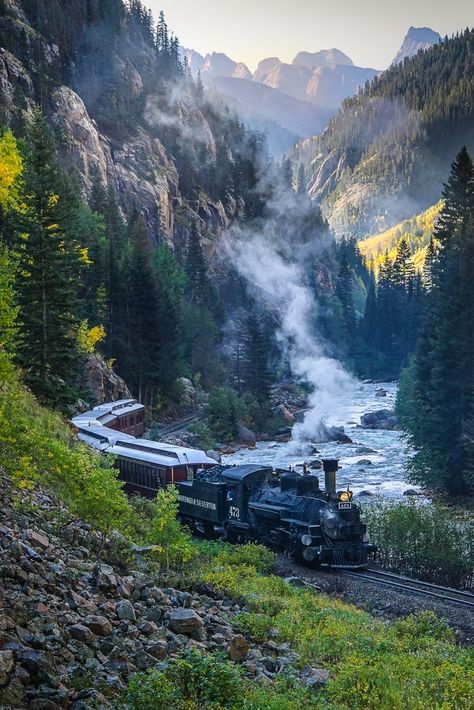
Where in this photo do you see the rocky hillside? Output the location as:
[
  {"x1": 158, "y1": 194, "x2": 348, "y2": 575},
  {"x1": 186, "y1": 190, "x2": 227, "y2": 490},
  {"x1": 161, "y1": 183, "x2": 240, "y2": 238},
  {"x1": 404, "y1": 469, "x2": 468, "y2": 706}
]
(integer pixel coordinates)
[
  {"x1": 0, "y1": 470, "x2": 325, "y2": 708},
  {"x1": 291, "y1": 29, "x2": 474, "y2": 237}
]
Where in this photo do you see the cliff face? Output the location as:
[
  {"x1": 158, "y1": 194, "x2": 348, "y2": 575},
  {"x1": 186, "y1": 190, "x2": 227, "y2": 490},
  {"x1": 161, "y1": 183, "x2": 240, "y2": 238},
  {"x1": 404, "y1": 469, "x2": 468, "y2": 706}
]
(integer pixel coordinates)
[{"x1": 0, "y1": 0, "x2": 233, "y2": 247}]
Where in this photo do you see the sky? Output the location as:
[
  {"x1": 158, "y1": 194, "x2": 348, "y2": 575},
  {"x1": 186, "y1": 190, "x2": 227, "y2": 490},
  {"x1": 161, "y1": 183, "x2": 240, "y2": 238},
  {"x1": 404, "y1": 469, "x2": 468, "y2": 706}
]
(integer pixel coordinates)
[{"x1": 147, "y1": 0, "x2": 474, "y2": 70}]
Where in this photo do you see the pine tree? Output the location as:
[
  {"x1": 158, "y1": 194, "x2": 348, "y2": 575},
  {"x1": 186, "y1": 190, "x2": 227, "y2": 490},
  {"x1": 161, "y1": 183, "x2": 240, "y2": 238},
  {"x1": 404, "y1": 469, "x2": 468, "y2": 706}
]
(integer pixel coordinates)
[
  {"x1": 241, "y1": 310, "x2": 271, "y2": 406},
  {"x1": 123, "y1": 212, "x2": 162, "y2": 406},
  {"x1": 398, "y1": 149, "x2": 474, "y2": 494},
  {"x1": 296, "y1": 164, "x2": 307, "y2": 194},
  {"x1": 14, "y1": 113, "x2": 83, "y2": 408},
  {"x1": 185, "y1": 222, "x2": 214, "y2": 310},
  {"x1": 435, "y1": 147, "x2": 474, "y2": 254},
  {"x1": 336, "y1": 253, "x2": 356, "y2": 337},
  {"x1": 362, "y1": 275, "x2": 377, "y2": 354}
]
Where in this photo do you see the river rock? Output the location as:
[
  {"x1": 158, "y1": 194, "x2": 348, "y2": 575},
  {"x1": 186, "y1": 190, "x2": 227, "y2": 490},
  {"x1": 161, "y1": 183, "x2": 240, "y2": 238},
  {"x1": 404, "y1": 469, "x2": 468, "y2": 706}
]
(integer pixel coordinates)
[
  {"x1": 375, "y1": 388, "x2": 387, "y2": 397},
  {"x1": 168, "y1": 609, "x2": 204, "y2": 634},
  {"x1": 317, "y1": 423, "x2": 353, "y2": 444},
  {"x1": 206, "y1": 450, "x2": 221, "y2": 463},
  {"x1": 357, "y1": 459, "x2": 372, "y2": 466},
  {"x1": 355, "y1": 446, "x2": 377, "y2": 454},
  {"x1": 403, "y1": 489, "x2": 421, "y2": 496},
  {"x1": 355, "y1": 490, "x2": 374, "y2": 498},
  {"x1": 308, "y1": 459, "x2": 322, "y2": 469},
  {"x1": 360, "y1": 409, "x2": 398, "y2": 430},
  {"x1": 237, "y1": 424, "x2": 256, "y2": 447}
]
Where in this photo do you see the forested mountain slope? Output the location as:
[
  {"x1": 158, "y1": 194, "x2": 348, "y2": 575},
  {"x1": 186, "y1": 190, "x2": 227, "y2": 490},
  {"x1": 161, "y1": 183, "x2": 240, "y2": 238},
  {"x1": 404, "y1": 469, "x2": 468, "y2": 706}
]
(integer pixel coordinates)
[
  {"x1": 291, "y1": 29, "x2": 474, "y2": 238},
  {"x1": 0, "y1": 0, "x2": 279, "y2": 412},
  {"x1": 358, "y1": 202, "x2": 442, "y2": 274}
]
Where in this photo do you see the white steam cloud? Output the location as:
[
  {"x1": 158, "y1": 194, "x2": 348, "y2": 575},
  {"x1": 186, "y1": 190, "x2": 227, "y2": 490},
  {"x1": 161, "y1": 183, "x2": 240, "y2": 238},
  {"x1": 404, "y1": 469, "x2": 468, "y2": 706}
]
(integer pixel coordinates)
[{"x1": 227, "y1": 229, "x2": 355, "y2": 454}]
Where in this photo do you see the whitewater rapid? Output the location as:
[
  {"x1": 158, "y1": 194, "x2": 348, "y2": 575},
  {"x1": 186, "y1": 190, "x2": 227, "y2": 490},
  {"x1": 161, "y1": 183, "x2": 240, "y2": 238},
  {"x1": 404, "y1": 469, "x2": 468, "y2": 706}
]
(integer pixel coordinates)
[{"x1": 221, "y1": 382, "x2": 415, "y2": 499}]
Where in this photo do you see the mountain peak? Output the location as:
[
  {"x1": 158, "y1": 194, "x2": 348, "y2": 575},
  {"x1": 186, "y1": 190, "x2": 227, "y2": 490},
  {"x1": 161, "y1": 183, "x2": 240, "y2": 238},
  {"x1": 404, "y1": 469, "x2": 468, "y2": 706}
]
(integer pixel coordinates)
[
  {"x1": 392, "y1": 26, "x2": 441, "y2": 65},
  {"x1": 292, "y1": 49, "x2": 353, "y2": 69},
  {"x1": 201, "y1": 52, "x2": 251, "y2": 80}
]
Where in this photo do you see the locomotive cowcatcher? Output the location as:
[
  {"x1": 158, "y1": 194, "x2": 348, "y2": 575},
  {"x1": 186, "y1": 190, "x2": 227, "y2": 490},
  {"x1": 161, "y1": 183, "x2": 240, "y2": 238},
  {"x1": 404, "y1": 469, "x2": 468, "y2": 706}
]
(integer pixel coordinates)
[{"x1": 177, "y1": 459, "x2": 376, "y2": 569}]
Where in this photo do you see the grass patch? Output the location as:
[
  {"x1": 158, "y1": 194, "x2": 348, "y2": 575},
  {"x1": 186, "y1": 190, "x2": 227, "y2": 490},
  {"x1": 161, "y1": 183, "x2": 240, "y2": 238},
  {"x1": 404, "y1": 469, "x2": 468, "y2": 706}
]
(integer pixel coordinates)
[{"x1": 162, "y1": 541, "x2": 474, "y2": 709}]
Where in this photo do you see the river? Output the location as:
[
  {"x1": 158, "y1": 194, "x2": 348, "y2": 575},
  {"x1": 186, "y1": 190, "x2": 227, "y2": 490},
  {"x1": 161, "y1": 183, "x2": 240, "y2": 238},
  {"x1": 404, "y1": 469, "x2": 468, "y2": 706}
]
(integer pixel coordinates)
[{"x1": 221, "y1": 381, "x2": 416, "y2": 499}]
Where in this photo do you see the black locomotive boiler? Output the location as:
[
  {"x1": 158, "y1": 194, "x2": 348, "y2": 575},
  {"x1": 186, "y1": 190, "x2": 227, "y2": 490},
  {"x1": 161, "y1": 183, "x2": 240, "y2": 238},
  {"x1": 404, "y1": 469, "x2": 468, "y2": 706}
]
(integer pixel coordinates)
[{"x1": 178, "y1": 459, "x2": 376, "y2": 568}]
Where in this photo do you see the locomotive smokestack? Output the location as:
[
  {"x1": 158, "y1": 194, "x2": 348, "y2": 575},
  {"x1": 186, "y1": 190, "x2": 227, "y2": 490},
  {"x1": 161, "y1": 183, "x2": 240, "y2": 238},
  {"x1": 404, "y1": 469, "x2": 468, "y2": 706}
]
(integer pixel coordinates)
[{"x1": 323, "y1": 459, "x2": 339, "y2": 496}]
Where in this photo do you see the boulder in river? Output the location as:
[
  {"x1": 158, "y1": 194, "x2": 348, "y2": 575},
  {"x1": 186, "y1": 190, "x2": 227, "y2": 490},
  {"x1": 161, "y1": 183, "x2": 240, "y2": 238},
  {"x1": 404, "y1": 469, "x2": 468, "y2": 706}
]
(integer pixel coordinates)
[
  {"x1": 360, "y1": 409, "x2": 398, "y2": 430},
  {"x1": 316, "y1": 423, "x2": 353, "y2": 444},
  {"x1": 355, "y1": 490, "x2": 374, "y2": 498},
  {"x1": 237, "y1": 424, "x2": 257, "y2": 447},
  {"x1": 403, "y1": 489, "x2": 422, "y2": 496},
  {"x1": 355, "y1": 446, "x2": 377, "y2": 454},
  {"x1": 375, "y1": 388, "x2": 387, "y2": 397}
]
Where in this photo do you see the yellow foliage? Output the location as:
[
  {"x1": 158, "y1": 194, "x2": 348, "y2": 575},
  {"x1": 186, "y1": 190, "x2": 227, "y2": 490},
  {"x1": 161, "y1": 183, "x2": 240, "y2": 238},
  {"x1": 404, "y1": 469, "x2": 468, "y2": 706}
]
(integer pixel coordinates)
[
  {"x1": 358, "y1": 202, "x2": 443, "y2": 277},
  {"x1": 79, "y1": 247, "x2": 93, "y2": 265},
  {"x1": 0, "y1": 130, "x2": 23, "y2": 212},
  {"x1": 78, "y1": 320, "x2": 106, "y2": 354}
]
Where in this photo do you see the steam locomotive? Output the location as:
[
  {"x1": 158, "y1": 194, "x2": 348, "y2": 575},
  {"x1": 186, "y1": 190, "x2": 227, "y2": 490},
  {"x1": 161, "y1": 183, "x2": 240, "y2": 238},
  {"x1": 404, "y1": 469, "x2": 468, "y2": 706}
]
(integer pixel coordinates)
[
  {"x1": 72, "y1": 401, "x2": 375, "y2": 568},
  {"x1": 178, "y1": 460, "x2": 376, "y2": 568}
]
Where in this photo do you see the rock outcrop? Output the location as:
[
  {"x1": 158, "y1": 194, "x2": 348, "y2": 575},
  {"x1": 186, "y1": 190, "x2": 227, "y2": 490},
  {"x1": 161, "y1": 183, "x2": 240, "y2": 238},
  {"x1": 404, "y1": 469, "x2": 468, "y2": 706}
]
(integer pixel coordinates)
[{"x1": 83, "y1": 356, "x2": 132, "y2": 405}]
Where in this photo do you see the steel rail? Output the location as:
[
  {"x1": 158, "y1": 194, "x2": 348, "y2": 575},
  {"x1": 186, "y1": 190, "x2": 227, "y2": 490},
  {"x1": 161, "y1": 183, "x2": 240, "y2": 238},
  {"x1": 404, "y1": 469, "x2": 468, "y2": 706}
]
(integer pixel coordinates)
[{"x1": 342, "y1": 568, "x2": 474, "y2": 608}]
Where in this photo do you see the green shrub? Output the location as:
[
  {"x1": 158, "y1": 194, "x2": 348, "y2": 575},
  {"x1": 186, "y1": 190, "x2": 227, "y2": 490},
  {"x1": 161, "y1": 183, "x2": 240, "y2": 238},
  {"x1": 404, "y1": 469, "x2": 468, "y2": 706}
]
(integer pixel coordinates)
[
  {"x1": 140, "y1": 487, "x2": 195, "y2": 570},
  {"x1": 122, "y1": 650, "x2": 242, "y2": 709},
  {"x1": 188, "y1": 420, "x2": 215, "y2": 450},
  {"x1": 363, "y1": 498, "x2": 474, "y2": 588}
]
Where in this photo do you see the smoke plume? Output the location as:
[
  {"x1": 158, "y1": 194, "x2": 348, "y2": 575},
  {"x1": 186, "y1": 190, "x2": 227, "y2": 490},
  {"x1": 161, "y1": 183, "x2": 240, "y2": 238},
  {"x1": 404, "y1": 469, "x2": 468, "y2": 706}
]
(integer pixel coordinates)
[{"x1": 227, "y1": 221, "x2": 355, "y2": 454}]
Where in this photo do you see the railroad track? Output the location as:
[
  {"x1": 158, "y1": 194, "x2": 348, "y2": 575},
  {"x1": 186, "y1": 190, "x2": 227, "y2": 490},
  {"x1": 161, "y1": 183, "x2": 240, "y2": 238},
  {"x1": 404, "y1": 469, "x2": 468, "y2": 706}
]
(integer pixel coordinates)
[
  {"x1": 155, "y1": 412, "x2": 205, "y2": 437},
  {"x1": 342, "y1": 567, "x2": 474, "y2": 609}
]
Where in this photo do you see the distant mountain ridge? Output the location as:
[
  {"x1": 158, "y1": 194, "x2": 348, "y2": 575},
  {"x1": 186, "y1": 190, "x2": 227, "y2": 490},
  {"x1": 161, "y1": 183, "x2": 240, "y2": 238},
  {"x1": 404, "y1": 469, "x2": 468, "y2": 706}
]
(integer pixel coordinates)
[
  {"x1": 180, "y1": 45, "x2": 379, "y2": 154},
  {"x1": 181, "y1": 27, "x2": 440, "y2": 157}
]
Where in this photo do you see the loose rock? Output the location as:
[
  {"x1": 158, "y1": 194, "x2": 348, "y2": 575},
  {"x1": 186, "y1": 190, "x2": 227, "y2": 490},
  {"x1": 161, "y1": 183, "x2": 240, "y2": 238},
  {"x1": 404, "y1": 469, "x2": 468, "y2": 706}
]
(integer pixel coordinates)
[{"x1": 168, "y1": 608, "x2": 203, "y2": 634}]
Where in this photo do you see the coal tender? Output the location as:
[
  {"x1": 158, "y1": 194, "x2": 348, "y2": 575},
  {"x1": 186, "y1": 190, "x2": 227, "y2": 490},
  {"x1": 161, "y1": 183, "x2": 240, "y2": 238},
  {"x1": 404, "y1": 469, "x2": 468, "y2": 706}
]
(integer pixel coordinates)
[{"x1": 177, "y1": 459, "x2": 376, "y2": 569}]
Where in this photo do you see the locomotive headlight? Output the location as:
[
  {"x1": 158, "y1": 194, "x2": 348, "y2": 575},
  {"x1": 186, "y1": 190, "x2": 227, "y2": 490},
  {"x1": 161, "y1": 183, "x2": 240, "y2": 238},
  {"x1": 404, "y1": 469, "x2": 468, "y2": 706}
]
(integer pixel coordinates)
[
  {"x1": 301, "y1": 534, "x2": 313, "y2": 546},
  {"x1": 339, "y1": 491, "x2": 350, "y2": 502}
]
